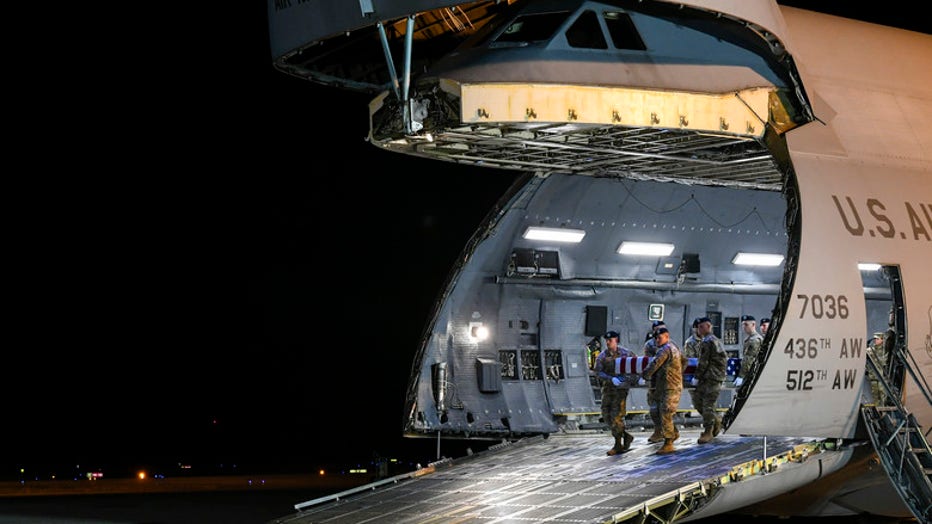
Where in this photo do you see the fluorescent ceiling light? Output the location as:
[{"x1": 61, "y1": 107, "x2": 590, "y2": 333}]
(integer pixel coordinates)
[
  {"x1": 858, "y1": 263, "x2": 882, "y2": 271},
  {"x1": 522, "y1": 226, "x2": 586, "y2": 243},
  {"x1": 732, "y1": 252, "x2": 784, "y2": 266},
  {"x1": 617, "y1": 241, "x2": 675, "y2": 256}
]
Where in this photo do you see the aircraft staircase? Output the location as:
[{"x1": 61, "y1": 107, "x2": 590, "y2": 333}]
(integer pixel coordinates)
[{"x1": 862, "y1": 344, "x2": 932, "y2": 523}]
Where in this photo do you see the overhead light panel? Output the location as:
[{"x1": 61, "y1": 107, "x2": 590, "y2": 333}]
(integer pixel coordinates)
[
  {"x1": 732, "y1": 252, "x2": 784, "y2": 266},
  {"x1": 523, "y1": 226, "x2": 586, "y2": 243},
  {"x1": 858, "y1": 263, "x2": 882, "y2": 271},
  {"x1": 617, "y1": 241, "x2": 675, "y2": 256}
]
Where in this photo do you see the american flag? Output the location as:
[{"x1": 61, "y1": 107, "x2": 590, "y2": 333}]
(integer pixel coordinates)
[{"x1": 727, "y1": 357, "x2": 741, "y2": 377}]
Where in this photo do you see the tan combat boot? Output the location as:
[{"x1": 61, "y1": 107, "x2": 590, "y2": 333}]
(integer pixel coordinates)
[
  {"x1": 607, "y1": 436, "x2": 623, "y2": 456},
  {"x1": 647, "y1": 428, "x2": 664, "y2": 443},
  {"x1": 713, "y1": 417, "x2": 722, "y2": 437},
  {"x1": 656, "y1": 438, "x2": 676, "y2": 455},
  {"x1": 622, "y1": 431, "x2": 634, "y2": 451},
  {"x1": 697, "y1": 427, "x2": 714, "y2": 444}
]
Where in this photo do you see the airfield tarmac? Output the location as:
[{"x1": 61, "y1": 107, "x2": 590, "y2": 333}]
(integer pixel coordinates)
[
  {"x1": 0, "y1": 489, "x2": 902, "y2": 524},
  {"x1": 0, "y1": 474, "x2": 365, "y2": 524}
]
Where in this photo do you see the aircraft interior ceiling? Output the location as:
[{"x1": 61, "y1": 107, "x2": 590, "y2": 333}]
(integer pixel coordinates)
[{"x1": 501, "y1": 175, "x2": 788, "y2": 286}]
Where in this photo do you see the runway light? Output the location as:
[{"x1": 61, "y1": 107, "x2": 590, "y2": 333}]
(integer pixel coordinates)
[
  {"x1": 523, "y1": 226, "x2": 586, "y2": 243},
  {"x1": 858, "y1": 262, "x2": 881, "y2": 271},
  {"x1": 617, "y1": 241, "x2": 675, "y2": 256},
  {"x1": 137, "y1": 471, "x2": 146, "y2": 480},
  {"x1": 732, "y1": 252, "x2": 784, "y2": 266}
]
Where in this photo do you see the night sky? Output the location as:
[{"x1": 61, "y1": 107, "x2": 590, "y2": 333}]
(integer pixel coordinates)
[{"x1": 5, "y1": 2, "x2": 924, "y2": 481}]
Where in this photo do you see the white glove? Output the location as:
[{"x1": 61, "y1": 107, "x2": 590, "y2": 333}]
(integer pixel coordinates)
[
  {"x1": 690, "y1": 378, "x2": 699, "y2": 387},
  {"x1": 637, "y1": 378, "x2": 646, "y2": 387},
  {"x1": 611, "y1": 376, "x2": 623, "y2": 387},
  {"x1": 734, "y1": 377, "x2": 744, "y2": 387}
]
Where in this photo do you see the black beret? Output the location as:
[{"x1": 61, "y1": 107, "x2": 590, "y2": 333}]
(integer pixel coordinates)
[
  {"x1": 604, "y1": 330, "x2": 620, "y2": 339},
  {"x1": 760, "y1": 318, "x2": 771, "y2": 324},
  {"x1": 652, "y1": 320, "x2": 666, "y2": 327},
  {"x1": 697, "y1": 316, "x2": 712, "y2": 324},
  {"x1": 654, "y1": 327, "x2": 669, "y2": 337},
  {"x1": 692, "y1": 317, "x2": 702, "y2": 327},
  {"x1": 740, "y1": 314, "x2": 756, "y2": 322}
]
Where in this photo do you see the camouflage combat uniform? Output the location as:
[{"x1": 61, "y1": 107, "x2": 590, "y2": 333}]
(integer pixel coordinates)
[
  {"x1": 682, "y1": 330, "x2": 701, "y2": 408},
  {"x1": 738, "y1": 330, "x2": 763, "y2": 382},
  {"x1": 596, "y1": 342, "x2": 638, "y2": 454},
  {"x1": 867, "y1": 334, "x2": 888, "y2": 404},
  {"x1": 694, "y1": 332, "x2": 727, "y2": 436},
  {"x1": 642, "y1": 337, "x2": 662, "y2": 433},
  {"x1": 641, "y1": 340, "x2": 684, "y2": 440}
]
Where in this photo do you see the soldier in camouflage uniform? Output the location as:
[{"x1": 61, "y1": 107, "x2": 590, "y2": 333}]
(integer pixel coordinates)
[
  {"x1": 867, "y1": 331, "x2": 887, "y2": 404},
  {"x1": 642, "y1": 320, "x2": 665, "y2": 443},
  {"x1": 693, "y1": 317, "x2": 728, "y2": 444},
  {"x1": 735, "y1": 314, "x2": 763, "y2": 388},
  {"x1": 640, "y1": 327, "x2": 685, "y2": 455},
  {"x1": 682, "y1": 318, "x2": 702, "y2": 410},
  {"x1": 596, "y1": 331, "x2": 638, "y2": 455}
]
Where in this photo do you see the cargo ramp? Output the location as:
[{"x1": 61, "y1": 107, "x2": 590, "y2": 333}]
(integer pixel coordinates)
[{"x1": 270, "y1": 430, "x2": 856, "y2": 523}]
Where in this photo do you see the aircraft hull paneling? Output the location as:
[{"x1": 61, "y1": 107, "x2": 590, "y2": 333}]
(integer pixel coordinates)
[
  {"x1": 679, "y1": 446, "x2": 854, "y2": 521},
  {"x1": 796, "y1": 154, "x2": 931, "y2": 430},
  {"x1": 656, "y1": 1, "x2": 790, "y2": 47},
  {"x1": 268, "y1": 0, "x2": 474, "y2": 59},
  {"x1": 728, "y1": 152, "x2": 932, "y2": 437},
  {"x1": 781, "y1": 7, "x2": 932, "y2": 101},
  {"x1": 779, "y1": 7, "x2": 932, "y2": 168}
]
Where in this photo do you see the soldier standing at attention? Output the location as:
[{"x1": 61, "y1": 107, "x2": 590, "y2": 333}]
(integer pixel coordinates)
[
  {"x1": 735, "y1": 315, "x2": 763, "y2": 388},
  {"x1": 596, "y1": 331, "x2": 638, "y2": 456},
  {"x1": 640, "y1": 327, "x2": 684, "y2": 455},
  {"x1": 642, "y1": 320, "x2": 665, "y2": 443},
  {"x1": 692, "y1": 317, "x2": 728, "y2": 444}
]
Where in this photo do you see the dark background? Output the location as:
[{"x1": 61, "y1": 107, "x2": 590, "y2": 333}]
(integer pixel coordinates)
[{"x1": 5, "y1": 2, "x2": 925, "y2": 482}]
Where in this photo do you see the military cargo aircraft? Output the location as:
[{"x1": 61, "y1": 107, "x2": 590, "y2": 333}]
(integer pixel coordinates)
[{"x1": 266, "y1": 1, "x2": 931, "y2": 521}]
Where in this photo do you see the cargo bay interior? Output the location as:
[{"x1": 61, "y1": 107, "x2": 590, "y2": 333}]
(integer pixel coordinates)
[
  {"x1": 407, "y1": 172, "x2": 809, "y2": 438},
  {"x1": 377, "y1": 0, "x2": 903, "y2": 440}
]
